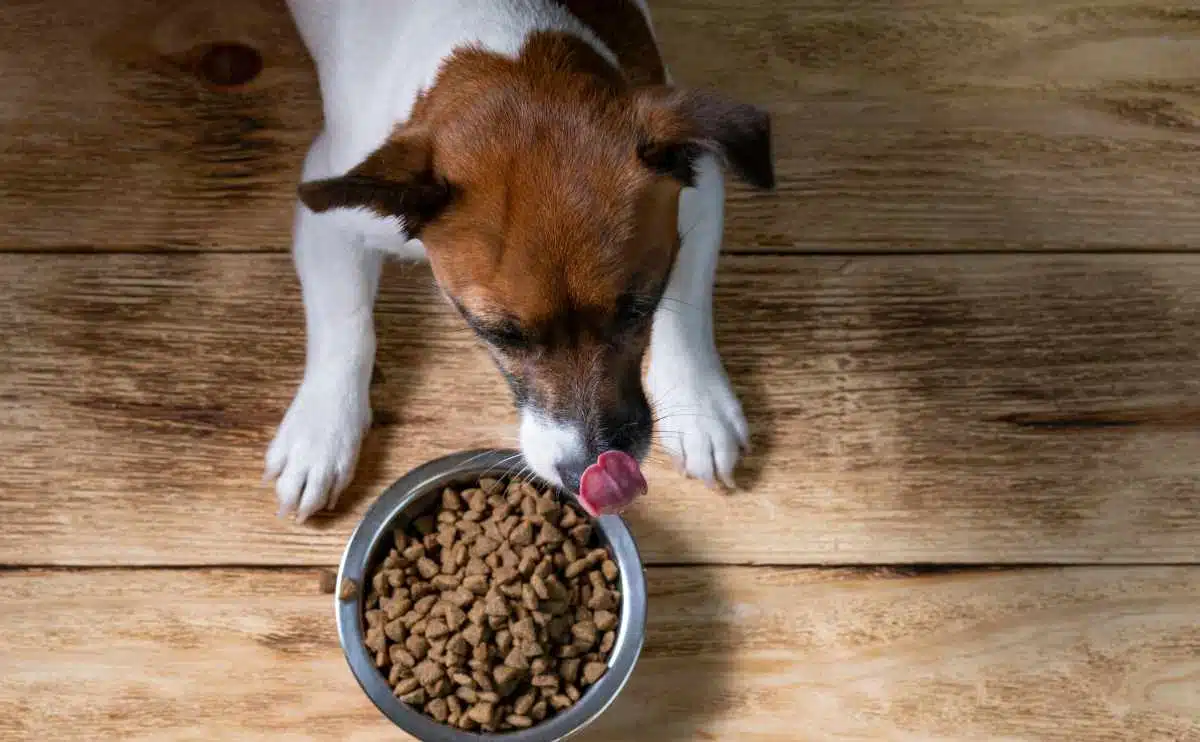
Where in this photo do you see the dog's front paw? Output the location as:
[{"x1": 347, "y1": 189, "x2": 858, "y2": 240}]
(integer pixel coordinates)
[
  {"x1": 647, "y1": 361, "x2": 749, "y2": 489},
  {"x1": 264, "y1": 376, "x2": 371, "y2": 522}
]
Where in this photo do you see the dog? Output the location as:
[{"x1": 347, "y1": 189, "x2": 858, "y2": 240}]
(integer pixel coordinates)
[{"x1": 266, "y1": 0, "x2": 774, "y2": 522}]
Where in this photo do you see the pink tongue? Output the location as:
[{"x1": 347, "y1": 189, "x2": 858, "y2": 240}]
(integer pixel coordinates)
[{"x1": 578, "y1": 451, "x2": 647, "y2": 517}]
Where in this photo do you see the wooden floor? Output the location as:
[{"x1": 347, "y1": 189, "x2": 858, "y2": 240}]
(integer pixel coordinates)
[{"x1": 2, "y1": 1, "x2": 1199, "y2": 740}]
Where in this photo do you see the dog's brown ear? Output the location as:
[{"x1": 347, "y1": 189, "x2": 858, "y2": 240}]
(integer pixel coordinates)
[
  {"x1": 298, "y1": 129, "x2": 454, "y2": 236},
  {"x1": 635, "y1": 87, "x2": 774, "y2": 190}
]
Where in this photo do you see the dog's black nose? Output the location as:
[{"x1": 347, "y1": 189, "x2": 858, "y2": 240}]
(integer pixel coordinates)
[
  {"x1": 555, "y1": 455, "x2": 590, "y2": 494},
  {"x1": 555, "y1": 398, "x2": 653, "y2": 493}
]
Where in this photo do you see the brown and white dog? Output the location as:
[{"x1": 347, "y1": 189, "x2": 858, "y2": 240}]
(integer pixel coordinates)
[{"x1": 266, "y1": 0, "x2": 774, "y2": 521}]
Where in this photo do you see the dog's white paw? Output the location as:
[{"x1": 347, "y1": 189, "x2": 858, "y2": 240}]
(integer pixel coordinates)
[
  {"x1": 647, "y1": 360, "x2": 749, "y2": 489},
  {"x1": 264, "y1": 375, "x2": 370, "y2": 522}
]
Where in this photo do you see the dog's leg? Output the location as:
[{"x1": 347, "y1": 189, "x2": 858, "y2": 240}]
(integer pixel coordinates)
[
  {"x1": 647, "y1": 154, "x2": 749, "y2": 488},
  {"x1": 264, "y1": 140, "x2": 382, "y2": 522}
]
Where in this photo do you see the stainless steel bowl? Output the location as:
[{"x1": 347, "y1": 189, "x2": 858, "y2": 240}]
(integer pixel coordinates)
[{"x1": 336, "y1": 449, "x2": 647, "y2": 741}]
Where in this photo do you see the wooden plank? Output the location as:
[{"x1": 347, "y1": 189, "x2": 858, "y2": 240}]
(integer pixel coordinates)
[
  {"x1": 1, "y1": 0, "x2": 1198, "y2": 253},
  {"x1": 2, "y1": 567, "x2": 1197, "y2": 741},
  {"x1": 1, "y1": 253, "x2": 1197, "y2": 565}
]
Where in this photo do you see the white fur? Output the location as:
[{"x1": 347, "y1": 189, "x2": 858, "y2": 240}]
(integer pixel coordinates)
[
  {"x1": 267, "y1": 0, "x2": 747, "y2": 519},
  {"x1": 519, "y1": 411, "x2": 587, "y2": 489},
  {"x1": 647, "y1": 154, "x2": 749, "y2": 488}
]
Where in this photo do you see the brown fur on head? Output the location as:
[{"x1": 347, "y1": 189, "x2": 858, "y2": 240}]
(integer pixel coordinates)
[{"x1": 299, "y1": 32, "x2": 773, "y2": 480}]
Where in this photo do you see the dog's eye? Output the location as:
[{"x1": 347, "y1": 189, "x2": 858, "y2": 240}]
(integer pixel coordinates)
[
  {"x1": 454, "y1": 301, "x2": 531, "y2": 351},
  {"x1": 479, "y1": 321, "x2": 529, "y2": 350},
  {"x1": 615, "y1": 292, "x2": 660, "y2": 330}
]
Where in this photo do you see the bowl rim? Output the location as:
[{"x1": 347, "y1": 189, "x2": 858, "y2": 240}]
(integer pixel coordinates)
[{"x1": 336, "y1": 448, "x2": 647, "y2": 741}]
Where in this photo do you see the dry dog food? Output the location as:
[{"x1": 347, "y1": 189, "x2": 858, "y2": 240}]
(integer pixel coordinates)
[{"x1": 361, "y1": 476, "x2": 622, "y2": 733}]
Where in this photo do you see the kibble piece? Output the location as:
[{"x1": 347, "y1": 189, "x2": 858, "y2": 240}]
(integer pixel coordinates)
[
  {"x1": 405, "y1": 635, "x2": 430, "y2": 661},
  {"x1": 399, "y1": 687, "x2": 427, "y2": 705},
  {"x1": 416, "y1": 558, "x2": 440, "y2": 580},
  {"x1": 513, "y1": 691, "x2": 536, "y2": 716},
  {"x1": 566, "y1": 684, "x2": 581, "y2": 702},
  {"x1": 456, "y1": 686, "x2": 479, "y2": 704},
  {"x1": 496, "y1": 629, "x2": 514, "y2": 655},
  {"x1": 593, "y1": 609, "x2": 618, "y2": 632},
  {"x1": 445, "y1": 605, "x2": 468, "y2": 632},
  {"x1": 536, "y1": 523, "x2": 564, "y2": 546},
  {"x1": 414, "y1": 594, "x2": 438, "y2": 616},
  {"x1": 507, "y1": 714, "x2": 533, "y2": 728},
  {"x1": 529, "y1": 574, "x2": 550, "y2": 601},
  {"x1": 386, "y1": 597, "x2": 411, "y2": 621},
  {"x1": 468, "y1": 601, "x2": 487, "y2": 625},
  {"x1": 461, "y1": 623, "x2": 486, "y2": 647},
  {"x1": 391, "y1": 647, "x2": 417, "y2": 668},
  {"x1": 338, "y1": 577, "x2": 358, "y2": 601},
  {"x1": 504, "y1": 646, "x2": 530, "y2": 670},
  {"x1": 365, "y1": 627, "x2": 386, "y2": 654},
  {"x1": 483, "y1": 520, "x2": 503, "y2": 543},
  {"x1": 589, "y1": 588, "x2": 617, "y2": 612},
  {"x1": 493, "y1": 664, "x2": 523, "y2": 688},
  {"x1": 471, "y1": 536, "x2": 500, "y2": 558},
  {"x1": 479, "y1": 478, "x2": 502, "y2": 496},
  {"x1": 531, "y1": 699, "x2": 549, "y2": 722},
  {"x1": 550, "y1": 693, "x2": 572, "y2": 711},
  {"x1": 395, "y1": 677, "x2": 422, "y2": 698},
  {"x1": 559, "y1": 658, "x2": 581, "y2": 684},
  {"x1": 388, "y1": 663, "x2": 409, "y2": 685},
  {"x1": 599, "y1": 631, "x2": 616, "y2": 654},
  {"x1": 531, "y1": 674, "x2": 559, "y2": 690},
  {"x1": 461, "y1": 573, "x2": 489, "y2": 595},
  {"x1": 458, "y1": 520, "x2": 483, "y2": 538},
  {"x1": 510, "y1": 616, "x2": 537, "y2": 644},
  {"x1": 446, "y1": 587, "x2": 474, "y2": 610},
  {"x1": 413, "y1": 515, "x2": 436, "y2": 536},
  {"x1": 484, "y1": 591, "x2": 508, "y2": 617},
  {"x1": 468, "y1": 702, "x2": 495, "y2": 725},
  {"x1": 521, "y1": 584, "x2": 539, "y2": 611},
  {"x1": 473, "y1": 669, "x2": 494, "y2": 692},
  {"x1": 565, "y1": 558, "x2": 591, "y2": 579},
  {"x1": 520, "y1": 641, "x2": 543, "y2": 659},
  {"x1": 582, "y1": 661, "x2": 607, "y2": 686},
  {"x1": 427, "y1": 697, "x2": 450, "y2": 723},
  {"x1": 473, "y1": 643, "x2": 491, "y2": 663},
  {"x1": 384, "y1": 618, "x2": 406, "y2": 642},
  {"x1": 425, "y1": 618, "x2": 450, "y2": 640},
  {"x1": 601, "y1": 560, "x2": 619, "y2": 582},
  {"x1": 414, "y1": 660, "x2": 445, "y2": 687},
  {"x1": 509, "y1": 520, "x2": 534, "y2": 546},
  {"x1": 431, "y1": 574, "x2": 460, "y2": 591},
  {"x1": 411, "y1": 581, "x2": 438, "y2": 600}
]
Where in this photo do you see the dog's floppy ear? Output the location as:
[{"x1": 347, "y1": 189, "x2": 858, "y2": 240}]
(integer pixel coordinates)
[
  {"x1": 635, "y1": 87, "x2": 774, "y2": 190},
  {"x1": 298, "y1": 129, "x2": 454, "y2": 237}
]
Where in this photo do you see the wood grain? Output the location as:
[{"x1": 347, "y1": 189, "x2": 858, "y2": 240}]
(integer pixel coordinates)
[
  {"x1": 1, "y1": 0, "x2": 1197, "y2": 253},
  {"x1": 2, "y1": 567, "x2": 1197, "y2": 741},
  {"x1": 2, "y1": 253, "x2": 1197, "y2": 566}
]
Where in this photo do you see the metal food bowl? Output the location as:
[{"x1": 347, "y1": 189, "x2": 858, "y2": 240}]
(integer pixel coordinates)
[{"x1": 336, "y1": 449, "x2": 647, "y2": 741}]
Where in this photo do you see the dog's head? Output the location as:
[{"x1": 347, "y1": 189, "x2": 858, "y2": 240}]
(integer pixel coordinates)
[{"x1": 299, "y1": 34, "x2": 773, "y2": 496}]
